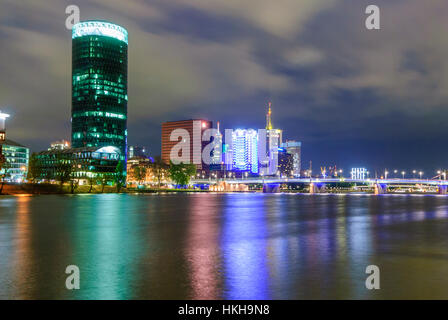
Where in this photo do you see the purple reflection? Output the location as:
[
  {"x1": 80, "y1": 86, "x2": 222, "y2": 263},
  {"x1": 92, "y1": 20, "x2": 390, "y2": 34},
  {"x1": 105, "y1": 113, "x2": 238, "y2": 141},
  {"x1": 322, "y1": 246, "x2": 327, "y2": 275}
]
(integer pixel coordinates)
[{"x1": 221, "y1": 195, "x2": 271, "y2": 299}]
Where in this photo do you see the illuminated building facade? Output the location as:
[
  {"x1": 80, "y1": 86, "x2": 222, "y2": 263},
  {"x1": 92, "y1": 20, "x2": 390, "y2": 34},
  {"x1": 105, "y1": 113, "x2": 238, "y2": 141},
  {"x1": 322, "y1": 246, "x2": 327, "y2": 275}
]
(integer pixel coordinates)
[
  {"x1": 71, "y1": 21, "x2": 128, "y2": 160},
  {"x1": 0, "y1": 112, "x2": 29, "y2": 182},
  {"x1": 232, "y1": 129, "x2": 259, "y2": 174},
  {"x1": 161, "y1": 119, "x2": 212, "y2": 171},
  {"x1": 49, "y1": 140, "x2": 71, "y2": 151},
  {"x1": 0, "y1": 140, "x2": 29, "y2": 182},
  {"x1": 211, "y1": 122, "x2": 223, "y2": 165},
  {"x1": 209, "y1": 121, "x2": 224, "y2": 172},
  {"x1": 128, "y1": 146, "x2": 148, "y2": 159},
  {"x1": 223, "y1": 143, "x2": 233, "y2": 171},
  {"x1": 36, "y1": 146, "x2": 121, "y2": 183},
  {"x1": 277, "y1": 148, "x2": 294, "y2": 176},
  {"x1": 281, "y1": 140, "x2": 301, "y2": 177},
  {"x1": 351, "y1": 168, "x2": 368, "y2": 180},
  {"x1": 126, "y1": 157, "x2": 169, "y2": 187}
]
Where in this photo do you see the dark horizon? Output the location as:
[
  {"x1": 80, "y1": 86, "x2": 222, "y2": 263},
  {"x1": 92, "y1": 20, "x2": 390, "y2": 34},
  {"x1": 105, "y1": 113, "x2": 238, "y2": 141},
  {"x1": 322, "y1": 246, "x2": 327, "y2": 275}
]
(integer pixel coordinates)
[{"x1": 1, "y1": 0, "x2": 447, "y2": 176}]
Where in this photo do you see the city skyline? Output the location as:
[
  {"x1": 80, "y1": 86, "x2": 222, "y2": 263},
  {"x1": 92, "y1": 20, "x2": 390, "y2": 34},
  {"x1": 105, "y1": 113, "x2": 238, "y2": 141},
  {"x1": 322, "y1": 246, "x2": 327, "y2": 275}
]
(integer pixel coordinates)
[{"x1": 1, "y1": 0, "x2": 448, "y2": 174}]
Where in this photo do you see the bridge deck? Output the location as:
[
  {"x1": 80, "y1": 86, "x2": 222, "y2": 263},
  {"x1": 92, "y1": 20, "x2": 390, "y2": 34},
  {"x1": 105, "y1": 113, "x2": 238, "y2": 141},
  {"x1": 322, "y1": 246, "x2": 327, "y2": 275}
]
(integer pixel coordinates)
[{"x1": 191, "y1": 178, "x2": 448, "y2": 186}]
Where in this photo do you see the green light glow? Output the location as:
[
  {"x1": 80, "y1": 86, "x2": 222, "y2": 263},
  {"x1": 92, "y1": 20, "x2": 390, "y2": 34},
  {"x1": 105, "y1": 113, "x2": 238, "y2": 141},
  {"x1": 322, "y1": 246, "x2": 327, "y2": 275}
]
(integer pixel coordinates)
[{"x1": 72, "y1": 21, "x2": 128, "y2": 45}]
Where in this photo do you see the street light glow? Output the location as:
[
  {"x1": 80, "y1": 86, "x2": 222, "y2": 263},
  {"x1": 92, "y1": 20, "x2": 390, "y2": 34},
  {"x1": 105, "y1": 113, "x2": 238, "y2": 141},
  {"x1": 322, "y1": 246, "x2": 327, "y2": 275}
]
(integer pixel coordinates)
[{"x1": 0, "y1": 111, "x2": 10, "y2": 120}]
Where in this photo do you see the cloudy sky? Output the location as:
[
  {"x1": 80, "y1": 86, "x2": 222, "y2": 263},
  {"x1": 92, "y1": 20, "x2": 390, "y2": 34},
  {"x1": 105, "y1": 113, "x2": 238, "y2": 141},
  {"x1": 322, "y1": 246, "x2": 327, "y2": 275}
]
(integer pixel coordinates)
[{"x1": 1, "y1": 0, "x2": 447, "y2": 175}]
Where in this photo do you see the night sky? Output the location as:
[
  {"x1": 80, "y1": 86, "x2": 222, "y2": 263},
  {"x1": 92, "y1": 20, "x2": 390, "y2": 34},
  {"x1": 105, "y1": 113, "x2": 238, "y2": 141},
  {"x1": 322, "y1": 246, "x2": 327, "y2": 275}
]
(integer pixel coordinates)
[{"x1": 1, "y1": 0, "x2": 447, "y2": 177}]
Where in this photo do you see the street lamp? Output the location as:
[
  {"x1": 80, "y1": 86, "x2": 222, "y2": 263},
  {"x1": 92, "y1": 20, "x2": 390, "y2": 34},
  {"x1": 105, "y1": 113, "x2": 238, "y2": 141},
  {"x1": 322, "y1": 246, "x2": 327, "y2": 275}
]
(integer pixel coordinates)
[
  {"x1": 412, "y1": 170, "x2": 416, "y2": 178},
  {"x1": 401, "y1": 171, "x2": 405, "y2": 179},
  {"x1": 385, "y1": 170, "x2": 389, "y2": 179},
  {"x1": 419, "y1": 171, "x2": 423, "y2": 179}
]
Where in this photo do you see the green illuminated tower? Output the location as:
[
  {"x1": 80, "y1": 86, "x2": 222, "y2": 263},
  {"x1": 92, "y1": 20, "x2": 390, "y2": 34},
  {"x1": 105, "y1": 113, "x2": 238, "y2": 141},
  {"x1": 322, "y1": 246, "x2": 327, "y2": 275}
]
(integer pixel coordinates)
[{"x1": 71, "y1": 21, "x2": 128, "y2": 160}]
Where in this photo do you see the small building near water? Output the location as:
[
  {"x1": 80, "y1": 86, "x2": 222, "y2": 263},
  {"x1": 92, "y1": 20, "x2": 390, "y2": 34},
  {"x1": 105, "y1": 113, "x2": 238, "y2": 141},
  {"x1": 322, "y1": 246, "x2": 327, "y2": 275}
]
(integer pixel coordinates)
[{"x1": 36, "y1": 145, "x2": 121, "y2": 185}]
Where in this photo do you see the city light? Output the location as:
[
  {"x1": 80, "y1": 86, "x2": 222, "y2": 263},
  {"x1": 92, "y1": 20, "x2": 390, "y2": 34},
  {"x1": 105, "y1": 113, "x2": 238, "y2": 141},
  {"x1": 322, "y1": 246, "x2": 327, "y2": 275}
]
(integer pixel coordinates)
[
  {"x1": 72, "y1": 21, "x2": 128, "y2": 44},
  {"x1": 0, "y1": 111, "x2": 10, "y2": 131},
  {"x1": 0, "y1": 111, "x2": 10, "y2": 120},
  {"x1": 351, "y1": 168, "x2": 367, "y2": 180}
]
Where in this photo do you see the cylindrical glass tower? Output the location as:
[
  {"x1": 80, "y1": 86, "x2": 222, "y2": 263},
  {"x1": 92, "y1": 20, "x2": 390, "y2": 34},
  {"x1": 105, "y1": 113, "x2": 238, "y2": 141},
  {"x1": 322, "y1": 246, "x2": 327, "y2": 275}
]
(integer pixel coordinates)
[{"x1": 71, "y1": 21, "x2": 128, "y2": 160}]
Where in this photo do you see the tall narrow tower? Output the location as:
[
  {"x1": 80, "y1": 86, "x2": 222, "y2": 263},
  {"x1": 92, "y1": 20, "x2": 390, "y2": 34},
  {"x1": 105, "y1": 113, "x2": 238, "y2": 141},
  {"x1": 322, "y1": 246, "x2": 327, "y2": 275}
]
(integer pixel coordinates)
[
  {"x1": 262, "y1": 102, "x2": 283, "y2": 175},
  {"x1": 71, "y1": 21, "x2": 128, "y2": 160},
  {"x1": 266, "y1": 102, "x2": 273, "y2": 130}
]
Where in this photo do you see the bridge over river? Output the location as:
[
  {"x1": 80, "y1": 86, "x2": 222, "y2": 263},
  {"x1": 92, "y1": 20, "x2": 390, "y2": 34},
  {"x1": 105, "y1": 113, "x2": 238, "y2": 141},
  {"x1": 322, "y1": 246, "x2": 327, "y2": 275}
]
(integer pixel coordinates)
[{"x1": 190, "y1": 177, "x2": 448, "y2": 194}]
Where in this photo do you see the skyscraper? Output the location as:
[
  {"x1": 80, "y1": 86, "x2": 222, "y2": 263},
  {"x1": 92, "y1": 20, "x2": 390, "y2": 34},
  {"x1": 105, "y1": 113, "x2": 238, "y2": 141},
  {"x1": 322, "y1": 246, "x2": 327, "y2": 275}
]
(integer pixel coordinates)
[
  {"x1": 71, "y1": 21, "x2": 128, "y2": 160},
  {"x1": 232, "y1": 129, "x2": 259, "y2": 174},
  {"x1": 210, "y1": 121, "x2": 223, "y2": 167},
  {"x1": 281, "y1": 140, "x2": 301, "y2": 176},
  {"x1": 261, "y1": 102, "x2": 282, "y2": 175}
]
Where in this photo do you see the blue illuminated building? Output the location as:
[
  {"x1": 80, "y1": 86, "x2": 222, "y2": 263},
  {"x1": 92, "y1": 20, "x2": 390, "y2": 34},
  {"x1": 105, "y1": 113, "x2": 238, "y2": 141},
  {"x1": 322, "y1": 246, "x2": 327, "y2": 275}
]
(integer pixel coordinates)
[{"x1": 231, "y1": 129, "x2": 258, "y2": 174}]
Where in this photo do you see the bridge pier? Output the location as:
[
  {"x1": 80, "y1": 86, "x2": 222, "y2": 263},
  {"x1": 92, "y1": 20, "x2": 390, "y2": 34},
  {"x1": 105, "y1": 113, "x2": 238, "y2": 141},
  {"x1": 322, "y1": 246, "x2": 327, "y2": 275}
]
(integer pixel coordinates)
[
  {"x1": 374, "y1": 183, "x2": 388, "y2": 194},
  {"x1": 438, "y1": 185, "x2": 447, "y2": 195},
  {"x1": 263, "y1": 183, "x2": 280, "y2": 193},
  {"x1": 310, "y1": 182, "x2": 326, "y2": 194}
]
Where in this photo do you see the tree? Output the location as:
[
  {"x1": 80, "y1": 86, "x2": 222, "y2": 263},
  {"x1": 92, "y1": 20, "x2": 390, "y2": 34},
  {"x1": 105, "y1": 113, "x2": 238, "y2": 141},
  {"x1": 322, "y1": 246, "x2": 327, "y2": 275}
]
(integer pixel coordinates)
[
  {"x1": 169, "y1": 161, "x2": 196, "y2": 187},
  {"x1": 87, "y1": 175, "x2": 97, "y2": 193},
  {"x1": 99, "y1": 173, "x2": 111, "y2": 193},
  {"x1": 132, "y1": 165, "x2": 147, "y2": 186},
  {"x1": 27, "y1": 153, "x2": 43, "y2": 183},
  {"x1": 69, "y1": 170, "x2": 79, "y2": 194},
  {"x1": 55, "y1": 154, "x2": 74, "y2": 192},
  {"x1": 114, "y1": 161, "x2": 126, "y2": 192},
  {"x1": 152, "y1": 156, "x2": 168, "y2": 189}
]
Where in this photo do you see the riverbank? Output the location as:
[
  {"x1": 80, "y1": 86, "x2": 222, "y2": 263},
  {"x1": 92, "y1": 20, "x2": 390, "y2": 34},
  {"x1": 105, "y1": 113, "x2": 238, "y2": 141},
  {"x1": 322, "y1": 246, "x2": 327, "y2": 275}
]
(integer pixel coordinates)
[{"x1": 0, "y1": 183, "x2": 213, "y2": 195}]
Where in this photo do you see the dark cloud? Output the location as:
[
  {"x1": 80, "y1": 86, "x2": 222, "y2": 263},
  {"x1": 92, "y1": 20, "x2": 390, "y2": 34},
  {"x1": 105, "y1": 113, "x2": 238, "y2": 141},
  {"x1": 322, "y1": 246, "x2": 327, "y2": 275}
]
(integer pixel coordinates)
[{"x1": 1, "y1": 0, "x2": 447, "y2": 173}]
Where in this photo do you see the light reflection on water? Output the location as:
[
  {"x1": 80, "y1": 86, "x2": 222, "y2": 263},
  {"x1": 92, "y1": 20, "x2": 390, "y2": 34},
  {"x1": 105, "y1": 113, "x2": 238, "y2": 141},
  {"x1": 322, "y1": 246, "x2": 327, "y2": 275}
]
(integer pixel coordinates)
[{"x1": 1, "y1": 193, "x2": 448, "y2": 299}]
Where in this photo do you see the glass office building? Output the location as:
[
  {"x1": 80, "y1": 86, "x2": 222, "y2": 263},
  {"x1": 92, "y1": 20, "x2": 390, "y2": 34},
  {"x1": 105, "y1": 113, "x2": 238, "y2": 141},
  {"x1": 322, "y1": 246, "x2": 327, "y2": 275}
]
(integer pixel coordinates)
[
  {"x1": 0, "y1": 139, "x2": 29, "y2": 182},
  {"x1": 36, "y1": 146, "x2": 121, "y2": 183},
  {"x1": 232, "y1": 129, "x2": 259, "y2": 174},
  {"x1": 71, "y1": 21, "x2": 128, "y2": 160}
]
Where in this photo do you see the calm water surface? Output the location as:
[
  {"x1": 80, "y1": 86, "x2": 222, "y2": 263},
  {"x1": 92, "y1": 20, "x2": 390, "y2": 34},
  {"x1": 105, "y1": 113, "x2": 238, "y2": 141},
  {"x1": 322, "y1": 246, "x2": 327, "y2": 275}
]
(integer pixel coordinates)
[{"x1": 1, "y1": 193, "x2": 448, "y2": 299}]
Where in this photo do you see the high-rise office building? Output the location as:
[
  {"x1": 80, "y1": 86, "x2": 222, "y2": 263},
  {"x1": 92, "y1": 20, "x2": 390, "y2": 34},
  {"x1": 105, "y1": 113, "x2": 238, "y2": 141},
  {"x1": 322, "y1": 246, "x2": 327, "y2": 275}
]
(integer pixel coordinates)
[
  {"x1": 161, "y1": 119, "x2": 212, "y2": 171},
  {"x1": 232, "y1": 129, "x2": 259, "y2": 174},
  {"x1": 261, "y1": 102, "x2": 282, "y2": 175},
  {"x1": 281, "y1": 140, "x2": 301, "y2": 177},
  {"x1": 71, "y1": 21, "x2": 128, "y2": 160},
  {"x1": 278, "y1": 147, "x2": 294, "y2": 176},
  {"x1": 210, "y1": 121, "x2": 223, "y2": 171}
]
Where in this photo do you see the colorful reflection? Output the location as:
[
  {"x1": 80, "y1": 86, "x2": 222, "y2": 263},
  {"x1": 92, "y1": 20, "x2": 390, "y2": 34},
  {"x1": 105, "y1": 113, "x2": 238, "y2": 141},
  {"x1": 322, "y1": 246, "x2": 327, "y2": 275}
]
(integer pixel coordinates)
[
  {"x1": 221, "y1": 194, "x2": 270, "y2": 299},
  {"x1": 186, "y1": 194, "x2": 221, "y2": 299}
]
